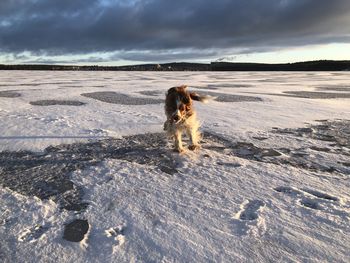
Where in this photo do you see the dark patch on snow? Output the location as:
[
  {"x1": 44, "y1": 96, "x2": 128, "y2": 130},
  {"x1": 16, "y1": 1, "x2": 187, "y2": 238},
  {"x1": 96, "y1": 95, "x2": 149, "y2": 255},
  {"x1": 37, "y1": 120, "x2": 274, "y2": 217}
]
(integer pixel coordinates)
[
  {"x1": 239, "y1": 200, "x2": 265, "y2": 221},
  {"x1": 1, "y1": 120, "x2": 348, "y2": 213},
  {"x1": 60, "y1": 85, "x2": 82, "y2": 88},
  {"x1": 0, "y1": 90, "x2": 21, "y2": 98},
  {"x1": 38, "y1": 82, "x2": 79, "y2": 86},
  {"x1": 316, "y1": 86, "x2": 350, "y2": 92},
  {"x1": 18, "y1": 225, "x2": 49, "y2": 242},
  {"x1": 340, "y1": 162, "x2": 350, "y2": 167},
  {"x1": 203, "y1": 120, "x2": 350, "y2": 174},
  {"x1": 202, "y1": 132, "x2": 281, "y2": 159},
  {"x1": 0, "y1": 83, "x2": 41, "y2": 87},
  {"x1": 63, "y1": 219, "x2": 89, "y2": 242},
  {"x1": 106, "y1": 225, "x2": 127, "y2": 236},
  {"x1": 138, "y1": 90, "x2": 163, "y2": 96},
  {"x1": 300, "y1": 198, "x2": 320, "y2": 210},
  {"x1": 216, "y1": 162, "x2": 241, "y2": 168},
  {"x1": 282, "y1": 91, "x2": 350, "y2": 99},
  {"x1": 252, "y1": 136, "x2": 269, "y2": 141},
  {"x1": 201, "y1": 91, "x2": 262, "y2": 102},
  {"x1": 273, "y1": 120, "x2": 350, "y2": 150},
  {"x1": 158, "y1": 165, "x2": 178, "y2": 175},
  {"x1": 274, "y1": 186, "x2": 301, "y2": 195},
  {"x1": 191, "y1": 85, "x2": 219, "y2": 90},
  {"x1": 0, "y1": 133, "x2": 178, "y2": 211},
  {"x1": 30, "y1": 100, "x2": 86, "y2": 106},
  {"x1": 201, "y1": 84, "x2": 253, "y2": 89},
  {"x1": 268, "y1": 120, "x2": 350, "y2": 174},
  {"x1": 275, "y1": 186, "x2": 340, "y2": 214},
  {"x1": 81, "y1": 91, "x2": 262, "y2": 105},
  {"x1": 0, "y1": 149, "x2": 90, "y2": 211},
  {"x1": 290, "y1": 151, "x2": 309, "y2": 158},
  {"x1": 310, "y1": 146, "x2": 331, "y2": 152},
  {"x1": 1, "y1": 82, "x2": 79, "y2": 87},
  {"x1": 302, "y1": 189, "x2": 339, "y2": 201},
  {"x1": 81, "y1": 91, "x2": 163, "y2": 105},
  {"x1": 258, "y1": 78, "x2": 286, "y2": 83}
]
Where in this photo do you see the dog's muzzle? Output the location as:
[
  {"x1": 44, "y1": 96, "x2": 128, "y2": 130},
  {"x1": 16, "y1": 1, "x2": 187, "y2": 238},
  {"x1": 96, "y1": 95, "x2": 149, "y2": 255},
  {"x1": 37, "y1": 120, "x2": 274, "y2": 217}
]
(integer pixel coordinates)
[{"x1": 172, "y1": 109, "x2": 183, "y2": 124}]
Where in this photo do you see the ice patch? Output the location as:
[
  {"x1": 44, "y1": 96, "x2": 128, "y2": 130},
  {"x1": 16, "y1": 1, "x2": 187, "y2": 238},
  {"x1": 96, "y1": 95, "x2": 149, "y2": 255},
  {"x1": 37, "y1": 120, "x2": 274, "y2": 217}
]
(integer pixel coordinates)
[
  {"x1": 30, "y1": 100, "x2": 86, "y2": 106},
  {"x1": 0, "y1": 90, "x2": 21, "y2": 97},
  {"x1": 81, "y1": 91, "x2": 163, "y2": 105}
]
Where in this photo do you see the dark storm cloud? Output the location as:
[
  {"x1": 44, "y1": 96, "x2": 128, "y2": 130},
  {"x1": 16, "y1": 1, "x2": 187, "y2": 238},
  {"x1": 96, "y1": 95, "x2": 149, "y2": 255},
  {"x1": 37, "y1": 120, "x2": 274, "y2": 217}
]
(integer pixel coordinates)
[{"x1": 1, "y1": 0, "x2": 350, "y2": 59}]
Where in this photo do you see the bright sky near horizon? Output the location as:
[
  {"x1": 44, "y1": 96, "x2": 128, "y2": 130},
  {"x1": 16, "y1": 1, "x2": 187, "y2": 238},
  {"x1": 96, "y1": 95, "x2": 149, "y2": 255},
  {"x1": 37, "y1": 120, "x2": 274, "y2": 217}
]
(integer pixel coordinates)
[{"x1": 1, "y1": 0, "x2": 350, "y2": 65}]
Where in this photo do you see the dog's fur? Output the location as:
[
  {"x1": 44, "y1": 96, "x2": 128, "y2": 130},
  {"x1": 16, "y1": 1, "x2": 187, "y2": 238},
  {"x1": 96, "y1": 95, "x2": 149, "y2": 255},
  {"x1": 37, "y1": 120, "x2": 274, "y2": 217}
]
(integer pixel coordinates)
[{"x1": 164, "y1": 85, "x2": 210, "y2": 153}]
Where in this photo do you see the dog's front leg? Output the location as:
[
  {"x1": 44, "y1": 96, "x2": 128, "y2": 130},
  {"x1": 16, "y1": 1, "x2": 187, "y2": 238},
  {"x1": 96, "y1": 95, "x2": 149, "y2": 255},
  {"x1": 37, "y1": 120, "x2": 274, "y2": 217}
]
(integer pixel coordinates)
[
  {"x1": 174, "y1": 130, "x2": 184, "y2": 153},
  {"x1": 188, "y1": 127, "x2": 200, "y2": 151}
]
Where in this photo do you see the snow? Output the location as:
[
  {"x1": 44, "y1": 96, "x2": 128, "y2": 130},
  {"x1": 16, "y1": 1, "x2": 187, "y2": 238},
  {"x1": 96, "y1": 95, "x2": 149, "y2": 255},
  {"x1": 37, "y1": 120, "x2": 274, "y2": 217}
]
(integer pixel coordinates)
[{"x1": 0, "y1": 71, "x2": 350, "y2": 262}]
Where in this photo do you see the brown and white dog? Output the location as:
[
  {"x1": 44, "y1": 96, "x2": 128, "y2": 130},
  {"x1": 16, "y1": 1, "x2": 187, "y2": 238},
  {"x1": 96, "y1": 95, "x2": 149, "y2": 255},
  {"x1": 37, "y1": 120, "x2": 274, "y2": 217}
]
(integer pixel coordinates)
[{"x1": 164, "y1": 85, "x2": 211, "y2": 153}]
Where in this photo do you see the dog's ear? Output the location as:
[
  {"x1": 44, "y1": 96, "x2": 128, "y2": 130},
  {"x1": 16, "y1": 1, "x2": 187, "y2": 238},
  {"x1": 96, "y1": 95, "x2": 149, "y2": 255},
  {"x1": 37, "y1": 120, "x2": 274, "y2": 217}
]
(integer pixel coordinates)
[
  {"x1": 190, "y1": 92, "x2": 201, "y2": 101},
  {"x1": 167, "y1": 85, "x2": 188, "y2": 95},
  {"x1": 167, "y1": 87, "x2": 177, "y2": 95},
  {"x1": 190, "y1": 92, "x2": 214, "y2": 103},
  {"x1": 175, "y1": 85, "x2": 188, "y2": 93}
]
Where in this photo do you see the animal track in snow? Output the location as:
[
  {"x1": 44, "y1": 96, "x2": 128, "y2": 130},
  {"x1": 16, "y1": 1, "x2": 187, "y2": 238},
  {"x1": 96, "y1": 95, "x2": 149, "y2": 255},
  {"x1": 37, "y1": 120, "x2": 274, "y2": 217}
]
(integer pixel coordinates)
[
  {"x1": 273, "y1": 186, "x2": 302, "y2": 195},
  {"x1": 300, "y1": 198, "x2": 320, "y2": 210},
  {"x1": 237, "y1": 200, "x2": 265, "y2": 221},
  {"x1": 18, "y1": 224, "x2": 49, "y2": 242},
  {"x1": 301, "y1": 188, "x2": 339, "y2": 201},
  {"x1": 105, "y1": 224, "x2": 126, "y2": 253},
  {"x1": 113, "y1": 108, "x2": 160, "y2": 121},
  {"x1": 232, "y1": 200, "x2": 266, "y2": 236},
  {"x1": 105, "y1": 224, "x2": 126, "y2": 237},
  {"x1": 63, "y1": 219, "x2": 89, "y2": 242},
  {"x1": 274, "y1": 186, "x2": 346, "y2": 217},
  {"x1": 7, "y1": 112, "x2": 70, "y2": 126}
]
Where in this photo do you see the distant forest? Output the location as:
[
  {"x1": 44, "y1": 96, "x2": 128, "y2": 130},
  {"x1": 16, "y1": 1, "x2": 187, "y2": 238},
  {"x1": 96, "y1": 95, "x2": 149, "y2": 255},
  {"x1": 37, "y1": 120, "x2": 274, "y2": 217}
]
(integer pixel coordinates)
[{"x1": 1, "y1": 60, "x2": 350, "y2": 71}]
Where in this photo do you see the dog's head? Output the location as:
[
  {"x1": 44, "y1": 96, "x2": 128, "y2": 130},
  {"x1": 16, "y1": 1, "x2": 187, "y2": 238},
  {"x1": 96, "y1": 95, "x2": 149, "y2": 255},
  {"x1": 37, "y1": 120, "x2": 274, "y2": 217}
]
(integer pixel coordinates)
[{"x1": 165, "y1": 85, "x2": 196, "y2": 124}]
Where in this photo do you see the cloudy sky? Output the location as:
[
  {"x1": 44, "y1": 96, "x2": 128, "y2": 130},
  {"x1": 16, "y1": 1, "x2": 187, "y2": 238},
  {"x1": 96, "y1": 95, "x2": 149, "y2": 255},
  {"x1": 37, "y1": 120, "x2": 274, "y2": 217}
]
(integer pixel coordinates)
[{"x1": 1, "y1": 0, "x2": 350, "y2": 65}]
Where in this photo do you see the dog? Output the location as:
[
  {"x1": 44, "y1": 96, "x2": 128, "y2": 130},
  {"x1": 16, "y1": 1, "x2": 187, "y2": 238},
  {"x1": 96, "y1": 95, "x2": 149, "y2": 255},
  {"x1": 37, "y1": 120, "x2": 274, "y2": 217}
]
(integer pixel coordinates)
[{"x1": 164, "y1": 85, "x2": 211, "y2": 153}]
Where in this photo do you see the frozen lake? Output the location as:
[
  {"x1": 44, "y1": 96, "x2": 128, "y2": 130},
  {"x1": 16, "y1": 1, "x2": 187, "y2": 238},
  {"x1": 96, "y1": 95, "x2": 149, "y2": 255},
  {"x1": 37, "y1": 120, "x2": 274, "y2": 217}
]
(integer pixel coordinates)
[{"x1": 0, "y1": 71, "x2": 350, "y2": 262}]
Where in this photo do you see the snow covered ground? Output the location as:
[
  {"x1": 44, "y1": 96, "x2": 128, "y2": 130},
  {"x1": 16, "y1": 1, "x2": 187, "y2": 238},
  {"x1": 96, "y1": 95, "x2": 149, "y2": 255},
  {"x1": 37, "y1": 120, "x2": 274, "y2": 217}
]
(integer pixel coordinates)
[{"x1": 0, "y1": 71, "x2": 349, "y2": 262}]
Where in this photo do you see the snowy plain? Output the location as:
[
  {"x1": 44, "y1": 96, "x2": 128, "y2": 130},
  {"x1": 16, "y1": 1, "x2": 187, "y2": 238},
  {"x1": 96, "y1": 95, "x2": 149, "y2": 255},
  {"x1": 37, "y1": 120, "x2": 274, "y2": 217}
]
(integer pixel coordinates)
[{"x1": 0, "y1": 70, "x2": 349, "y2": 262}]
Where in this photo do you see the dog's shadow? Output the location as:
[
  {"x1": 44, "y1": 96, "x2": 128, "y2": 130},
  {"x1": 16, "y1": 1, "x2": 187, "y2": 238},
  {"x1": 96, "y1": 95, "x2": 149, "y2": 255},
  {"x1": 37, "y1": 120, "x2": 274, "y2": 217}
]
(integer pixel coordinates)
[
  {"x1": 0, "y1": 132, "x2": 183, "y2": 212},
  {"x1": 2, "y1": 120, "x2": 347, "y2": 212}
]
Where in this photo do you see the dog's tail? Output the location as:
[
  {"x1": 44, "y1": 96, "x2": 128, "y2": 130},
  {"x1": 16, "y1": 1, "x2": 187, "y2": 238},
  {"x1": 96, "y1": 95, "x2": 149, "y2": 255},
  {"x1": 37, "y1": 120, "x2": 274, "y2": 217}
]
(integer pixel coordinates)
[{"x1": 190, "y1": 92, "x2": 216, "y2": 103}]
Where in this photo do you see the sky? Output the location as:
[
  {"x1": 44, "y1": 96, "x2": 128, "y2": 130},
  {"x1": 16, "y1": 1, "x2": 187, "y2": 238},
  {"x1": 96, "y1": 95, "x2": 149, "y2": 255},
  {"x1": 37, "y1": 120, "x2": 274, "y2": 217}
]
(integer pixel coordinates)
[{"x1": 1, "y1": 0, "x2": 350, "y2": 65}]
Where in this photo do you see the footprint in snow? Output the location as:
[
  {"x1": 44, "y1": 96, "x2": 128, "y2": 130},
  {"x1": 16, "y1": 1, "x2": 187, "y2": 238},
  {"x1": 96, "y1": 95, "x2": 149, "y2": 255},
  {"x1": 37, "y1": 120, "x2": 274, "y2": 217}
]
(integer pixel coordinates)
[
  {"x1": 105, "y1": 225, "x2": 126, "y2": 237},
  {"x1": 18, "y1": 224, "x2": 49, "y2": 242},
  {"x1": 301, "y1": 188, "x2": 339, "y2": 202},
  {"x1": 63, "y1": 219, "x2": 89, "y2": 242},
  {"x1": 238, "y1": 200, "x2": 266, "y2": 221},
  {"x1": 105, "y1": 224, "x2": 127, "y2": 253},
  {"x1": 299, "y1": 198, "x2": 321, "y2": 210},
  {"x1": 232, "y1": 200, "x2": 266, "y2": 236},
  {"x1": 274, "y1": 186, "x2": 346, "y2": 217},
  {"x1": 273, "y1": 186, "x2": 302, "y2": 195}
]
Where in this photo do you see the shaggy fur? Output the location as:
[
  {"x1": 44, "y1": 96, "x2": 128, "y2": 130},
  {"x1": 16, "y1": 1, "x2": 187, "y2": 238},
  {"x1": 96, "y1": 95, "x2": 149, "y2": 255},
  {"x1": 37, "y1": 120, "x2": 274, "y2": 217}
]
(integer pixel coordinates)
[{"x1": 164, "y1": 85, "x2": 210, "y2": 153}]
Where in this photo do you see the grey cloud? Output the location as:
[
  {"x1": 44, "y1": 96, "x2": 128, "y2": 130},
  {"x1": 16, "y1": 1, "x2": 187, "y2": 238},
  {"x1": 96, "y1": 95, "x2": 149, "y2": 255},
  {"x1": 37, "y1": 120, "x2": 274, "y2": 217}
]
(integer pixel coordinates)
[{"x1": 1, "y1": 0, "x2": 350, "y2": 61}]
